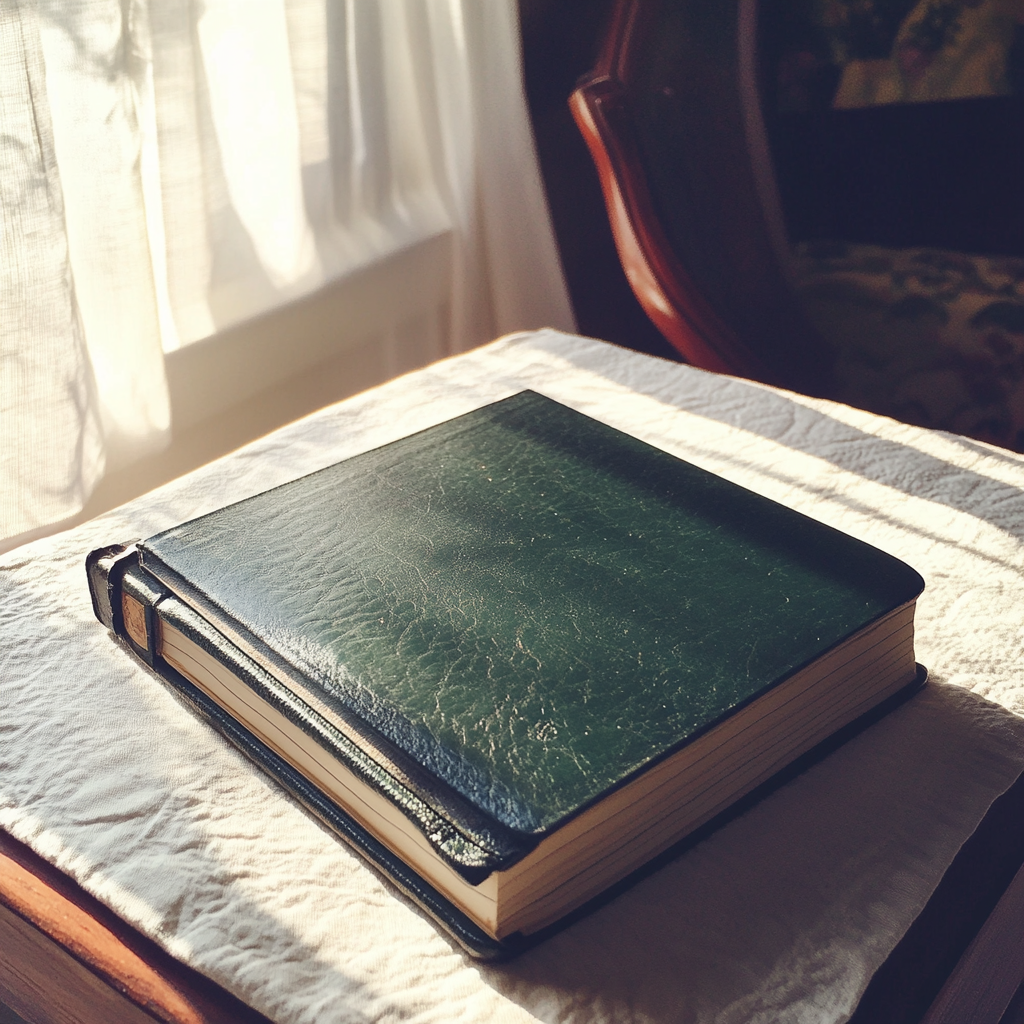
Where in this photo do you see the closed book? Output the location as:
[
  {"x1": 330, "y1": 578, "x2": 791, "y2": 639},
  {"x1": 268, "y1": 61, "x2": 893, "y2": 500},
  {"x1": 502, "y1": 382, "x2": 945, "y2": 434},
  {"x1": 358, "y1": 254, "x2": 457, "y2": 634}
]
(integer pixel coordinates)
[{"x1": 87, "y1": 391, "x2": 925, "y2": 958}]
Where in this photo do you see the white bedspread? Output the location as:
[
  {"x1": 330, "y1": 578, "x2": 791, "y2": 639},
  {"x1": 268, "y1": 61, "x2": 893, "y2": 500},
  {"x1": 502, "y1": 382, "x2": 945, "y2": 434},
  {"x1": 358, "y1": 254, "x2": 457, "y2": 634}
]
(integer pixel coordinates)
[{"x1": 4, "y1": 330, "x2": 1024, "y2": 1024}]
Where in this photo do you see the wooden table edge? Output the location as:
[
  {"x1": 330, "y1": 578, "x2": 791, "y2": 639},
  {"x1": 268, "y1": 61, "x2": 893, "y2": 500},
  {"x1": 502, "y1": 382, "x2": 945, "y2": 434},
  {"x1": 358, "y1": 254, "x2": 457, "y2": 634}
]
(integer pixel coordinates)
[
  {"x1": 0, "y1": 829, "x2": 272, "y2": 1024},
  {"x1": 6, "y1": 762, "x2": 1024, "y2": 1024}
]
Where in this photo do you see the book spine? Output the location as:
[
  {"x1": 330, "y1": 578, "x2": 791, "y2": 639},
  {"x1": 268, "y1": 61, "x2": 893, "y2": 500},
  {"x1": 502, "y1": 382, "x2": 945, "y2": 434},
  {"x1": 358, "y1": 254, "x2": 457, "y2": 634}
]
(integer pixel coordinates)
[
  {"x1": 88, "y1": 548, "x2": 512, "y2": 878},
  {"x1": 85, "y1": 544, "x2": 168, "y2": 669},
  {"x1": 84, "y1": 544, "x2": 509, "y2": 959},
  {"x1": 85, "y1": 543, "x2": 140, "y2": 637}
]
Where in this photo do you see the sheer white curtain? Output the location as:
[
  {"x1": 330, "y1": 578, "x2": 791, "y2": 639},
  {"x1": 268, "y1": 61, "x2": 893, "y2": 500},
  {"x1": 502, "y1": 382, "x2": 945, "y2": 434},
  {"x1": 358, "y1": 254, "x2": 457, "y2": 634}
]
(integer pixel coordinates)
[{"x1": 0, "y1": 0, "x2": 573, "y2": 549}]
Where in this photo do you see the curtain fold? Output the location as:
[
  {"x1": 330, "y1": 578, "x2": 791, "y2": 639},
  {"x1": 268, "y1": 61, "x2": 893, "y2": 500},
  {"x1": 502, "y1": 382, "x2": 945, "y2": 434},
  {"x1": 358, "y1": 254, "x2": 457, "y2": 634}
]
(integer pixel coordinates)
[
  {"x1": 0, "y1": 0, "x2": 105, "y2": 545},
  {"x1": 0, "y1": 0, "x2": 574, "y2": 549},
  {"x1": 36, "y1": 0, "x2": 172, "y2": 469}
]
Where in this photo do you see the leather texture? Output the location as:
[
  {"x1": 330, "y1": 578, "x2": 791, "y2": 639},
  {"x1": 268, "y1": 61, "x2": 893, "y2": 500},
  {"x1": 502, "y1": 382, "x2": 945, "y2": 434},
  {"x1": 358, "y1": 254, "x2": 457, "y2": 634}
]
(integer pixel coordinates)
[{"x1": 137, "y1": 391, "x2": 925, "y2": 836}]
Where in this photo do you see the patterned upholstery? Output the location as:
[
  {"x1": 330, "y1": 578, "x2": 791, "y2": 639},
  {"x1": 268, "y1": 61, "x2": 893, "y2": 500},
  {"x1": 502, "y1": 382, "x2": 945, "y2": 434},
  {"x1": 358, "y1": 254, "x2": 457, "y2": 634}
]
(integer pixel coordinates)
[
  {"x1": 767, "y1": 0, "x2": 1024, "y2": 451},
  {"x1": 794, "y1": 242, "x2": 1024, "y2": 449}
]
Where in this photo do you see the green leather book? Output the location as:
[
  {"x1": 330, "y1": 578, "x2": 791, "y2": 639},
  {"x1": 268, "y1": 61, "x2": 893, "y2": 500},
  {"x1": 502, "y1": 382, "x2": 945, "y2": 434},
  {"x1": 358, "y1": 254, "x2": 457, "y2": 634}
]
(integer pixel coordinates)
[{"x1": 87, "y1": 391, "x2": 925, "y2": 957}]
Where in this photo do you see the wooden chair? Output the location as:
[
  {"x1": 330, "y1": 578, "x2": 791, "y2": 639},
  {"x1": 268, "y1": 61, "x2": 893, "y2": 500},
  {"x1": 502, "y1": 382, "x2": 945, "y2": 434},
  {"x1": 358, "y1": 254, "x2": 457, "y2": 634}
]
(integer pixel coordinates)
[
  {"x1": 569, "y1": 0, "x2": 832, "y2": 397},
  {"x1": 571, "y1": 0, "x2": 1024, "y2": 451}
]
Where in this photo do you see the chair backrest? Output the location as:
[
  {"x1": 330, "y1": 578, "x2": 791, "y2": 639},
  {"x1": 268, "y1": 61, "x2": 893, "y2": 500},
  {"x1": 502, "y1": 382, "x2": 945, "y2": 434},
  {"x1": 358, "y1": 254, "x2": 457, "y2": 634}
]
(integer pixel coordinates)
[{"x1": 569, "y1": 0, "x2": 832, "y2": 395}]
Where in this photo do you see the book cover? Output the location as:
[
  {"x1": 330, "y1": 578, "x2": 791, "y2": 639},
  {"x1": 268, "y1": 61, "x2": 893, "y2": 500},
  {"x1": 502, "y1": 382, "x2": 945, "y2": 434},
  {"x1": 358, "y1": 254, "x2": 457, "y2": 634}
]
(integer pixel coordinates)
[{"x1": 88, "y1": 391, "x2": 925, "y2": 956}]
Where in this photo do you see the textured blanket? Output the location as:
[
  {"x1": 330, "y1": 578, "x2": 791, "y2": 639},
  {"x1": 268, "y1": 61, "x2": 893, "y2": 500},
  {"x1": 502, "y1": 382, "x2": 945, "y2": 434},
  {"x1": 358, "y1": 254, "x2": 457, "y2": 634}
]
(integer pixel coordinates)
[{"x1": 4, "y1": 330, "x2": 1024, "y2": 1024}]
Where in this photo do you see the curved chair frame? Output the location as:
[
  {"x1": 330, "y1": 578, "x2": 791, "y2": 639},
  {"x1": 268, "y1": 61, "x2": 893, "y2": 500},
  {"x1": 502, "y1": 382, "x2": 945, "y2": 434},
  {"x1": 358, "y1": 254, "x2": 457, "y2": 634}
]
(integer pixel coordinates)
[{"x1": 570, "y1": 0, "x2": 827, "y2": 393}]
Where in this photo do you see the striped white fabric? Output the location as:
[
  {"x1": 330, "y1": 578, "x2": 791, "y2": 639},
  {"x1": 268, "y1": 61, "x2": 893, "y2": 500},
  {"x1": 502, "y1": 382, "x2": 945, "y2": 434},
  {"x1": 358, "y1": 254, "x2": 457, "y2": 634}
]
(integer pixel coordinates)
[{"x1": 3, "y1": 331, "x2": 1023, "y2": 1024}]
